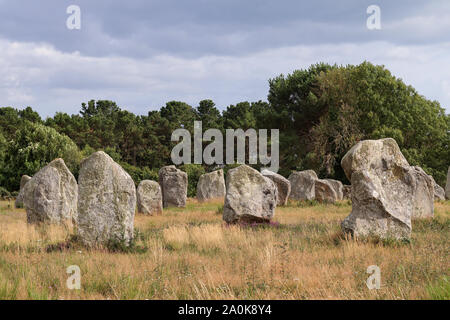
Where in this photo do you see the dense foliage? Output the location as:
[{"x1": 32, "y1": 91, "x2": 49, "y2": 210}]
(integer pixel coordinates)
[{"x1": 0, "y1": 62, "x2": 448, "y2": 192}]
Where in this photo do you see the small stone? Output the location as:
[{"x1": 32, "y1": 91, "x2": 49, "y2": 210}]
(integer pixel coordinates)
[
  {"x1": 197, "y1": 170, "x2": 226, "y2": 202},
  {"x1": 261, "y1": 169, "x2": 291, "y2": 206},
  {"x1": 288, "y1": 170, "x2": 318, "y2": 201},
  {"x1": 137, "y1": 180, "x2": 163, "y2": 215}
]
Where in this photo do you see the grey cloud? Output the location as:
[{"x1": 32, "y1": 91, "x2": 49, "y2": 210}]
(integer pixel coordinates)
[
  {"x1": 0, "y1": 0, "x2": 448, "y2": 117},
  {"x1": 0, "y1": 0, "x2": 449, "y2": 59}
]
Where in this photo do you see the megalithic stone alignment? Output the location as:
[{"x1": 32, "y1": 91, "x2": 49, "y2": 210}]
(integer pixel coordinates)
[
  {"x1": 23, "y1": 159, "x2": 77, "y2": 225},
  {"x1": 340, "y1": 138, "x2": 435, "y2": 240},
  {"x1": 261, "y1": 169, "x2": 291, "y2": 206},
  {"x1": 315, "y1": 179, "x2": 338, "y2": 204},
  {"x1": 137, "y1": 180, "x2": 163, "y2": 215},
  {"x1": 15, "y1": 174, "x2": 31, "y2": 208},
  {"x1": 159, "y1": 165, "x2": 188, "y2": 208},
  {"x1": 223, "y1": 165, "x2": 277, "y2": 224},
  {"x1": 288, "y1": 170, "x2": 317, "y2": 201},
  {"x1": 196, "y1": 169, "x2": 226, "y2": 202},
  {"x1": 76, "y1": 151, "x2": 136, "y2": 247},
  {"x1": 410, "y1": 166, "x2": 434, "y2": 219},
  {"x1": 325, "y1": 179, "x2": 344, "y2": 201}
]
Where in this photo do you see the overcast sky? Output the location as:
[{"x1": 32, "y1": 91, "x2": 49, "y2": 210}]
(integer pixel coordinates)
[{"x1": 0, "y1": 0, "x2": 449, "y2": 117}]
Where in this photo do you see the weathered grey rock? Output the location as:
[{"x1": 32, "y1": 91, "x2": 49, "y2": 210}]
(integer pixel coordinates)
[
  {"x1": 261, "y1": 169, "x2": 291, "y2": 206},
  {"x1": 15, "y1": 175, "x2": 32, "y2": 208},
  {"x1": 197, "y1": 170, "x2": 226, "y2": 202},
  {"x1": 341, "y1": 138, "x2": 414, "y2": 240},
  {"x1": 23, "y1": 159, "x2": 77, "y2": 225},
  {"x1": 315, "y1": 179, "x2": 338, "y2": 203},
  {"x1": 223, "y1": 165, "x2": 277, "y2": 223},
  {"x1": 325, "y1": 179, "x2": 344, "y2": 201},
  {"x1": 288, "y1": 170, "x2": 318, "y2": 201},
  {"x1": 410, "y1": 166, "x2": 434, "y2": 219},
  {"x1": 159, "y1": 166, "x2": 188, "y2": 208},
  {"x1": 137, "y1": 180, "x2": 162, "y2": 215},
  {"x1": 446, "y1": 167, "x2": 450, "y2": 200},
  {"x1": 343, "y1": 185, "x2": 351, "y2": 200},
  {"x1": 76, "y1": 151, "x2": 136, "y2": 247},
  {"x1": 433, "y1": 182, "x2": 445, "y2": 201}
]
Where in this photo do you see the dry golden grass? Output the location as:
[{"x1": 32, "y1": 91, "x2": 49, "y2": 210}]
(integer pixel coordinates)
[{"x1": 0, "y1": 199, "x2": 448, "y2": 300}]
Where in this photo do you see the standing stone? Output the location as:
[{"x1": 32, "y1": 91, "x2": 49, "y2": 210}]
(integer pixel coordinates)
[
  {"x1": 23, "y1": 159, "x2": 77, "y2": 225},
  {"x1": 446, "y1": 167, "x2": 450, "y2": 200},
  {"x1": 159, "y1": 166, "x2": 188, "y2": 208},
  {"x1": 137, "y1": 180, "x2": 162, "y2": 215},
  {"x1": 197, "y1": 170, "x2": 226, "y2": 202},
  {"x1": 15, "y1": 175, "x2": 32, "y2": 208},
  {"x1": 341, "y1": 138, "x2": 414, "y2": 240},
  {"x1": 315, "y1": 179, "x2": 338, "y2": 203},
  {"x1": 325, "y1": 179, "x2": 344, "y2": 201},
  {"x1": 77, "y1": 151, "x2": 136, "y2": 247},
  {"x1": 261, "y1": 169, "x2": 291, "y2": 206},
  {"x1": 433, "y1": 182, "x2": 445, "y2": 201},
  {"x1": 343, "y1": 185, "x2": 351, "y2": 200},
  {"x1": 288, "y1": 170, "x2": 318, "y2": 201},
  {"x1": 223, "y1": 165, "x2": 277, "y2": 224},
  {"x1": 411, "y1": 166, "x2": 434, "y2": 219}
]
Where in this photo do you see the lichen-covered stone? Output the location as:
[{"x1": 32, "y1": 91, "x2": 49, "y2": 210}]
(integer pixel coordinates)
[
  {"x1": 23, "y1": 159, "x2": 77, "y2": 225},
  {"x1": 341, "y1": 138, "x2": 414, "y2": 240},
  {"x1": 159, "y1": 166, "x2": 188, "y2": 208},
  {"x1": 325, "y1": 179, "x2": 344, "y2": 201},
  {"x1": 137, "y1": 180, "x2": 162, "y2": 215},
  {"x1": 76, "y1": 151, "x2": 136, "y2": 247},
  {"x1": 411, "y1": 166, "x2": 434, "y2": 219},
  {"x1": 15, "y1": 175, "x2": 32, "y2": 208},
  {"x1": 288, "y1": 170, "x2": 318, "y2": 201},
  {"x1": 343, "y1": 169, "x2": 415, "y2": 240},
  {"x1": 433, "y1": 182, "x2": 445, "y2": 201},
  {"x1": 223, "y1": 165, "x2": 277, "y2": 223},
  {"x1": 315, "y1": 179, "x2": 338, "y2": 203},
  {"x1": 197, "y1": 170, "x2": 226, "y2": 202},
  {"x1": 261, "y1": 169, "x2": 291, "y2": 206}
]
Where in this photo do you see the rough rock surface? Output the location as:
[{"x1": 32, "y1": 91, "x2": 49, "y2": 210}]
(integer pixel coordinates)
[
  {"x1": 77, "y1": 151, "x2": 136, "y2": 247},
  {"x1": 261, "y1": 169, "x2": 291, "y2": 206},
  {"x1": 223, "y1": 165, "x2": 277, "y2": 223},
  {"x1": 343, "y1": 185, "x2": 351, "y2": 200},
  {"x1": 315, "y1": 179, "x2": 338, "y2": 203},
  {"x1": 446, "y1": 167, "x2": 450, "y2": 200},
  {"x1": 159, "y1": 166, "x2": 188, "y2": 208},
  {"x1": 433, "y1": 183, "x2": 445, "y2": 201},
  {"x1": 288, "y1": 170, "x2": 318, "y2": 201},
  {"x1": 341, "y1": 138, "x2": 415, "y2": 240},
  {"x1": 137, "y1": 180, "x2": 163, "y2": 215},
  {"x1": 197, "y1": 170, "x2": 226, "y2": 202},
  {"x1": 15, "y1": 175, "x2": 32, "y2": 208},
  {"x1": 325, "y1": 179, "x2": 344, "y2": 201},
  {"x1": 23, "y1": 159, "x2": 77, "y2": 225},
  {"x1": 411, "y1": 166, "x2": 434, "y2": 219}
]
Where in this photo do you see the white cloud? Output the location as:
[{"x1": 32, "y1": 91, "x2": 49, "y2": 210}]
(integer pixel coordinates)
[{"x1": 0, "y1": 38, "x2": 449, "y2": 117}]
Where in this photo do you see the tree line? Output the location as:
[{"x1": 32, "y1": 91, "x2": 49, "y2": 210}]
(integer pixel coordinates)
[{"x1": 0, "y1": 62, "x2": 448, "y2": 197}]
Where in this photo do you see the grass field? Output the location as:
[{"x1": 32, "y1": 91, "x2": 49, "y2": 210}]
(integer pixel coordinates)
[{"x1": 0, "y1": 199, "x2": 448, "y2": 300}]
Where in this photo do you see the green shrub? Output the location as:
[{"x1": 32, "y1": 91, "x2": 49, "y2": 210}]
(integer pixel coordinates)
[
  {"x1": 2, "y1": 122, "x2": 82, "y2": 191},
  {"x1": 179, "y1": 164, "x2": 206, "y2": 198},
  {"x1": 119, "y1": 162, "x2": 159, "y2": 187}
]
